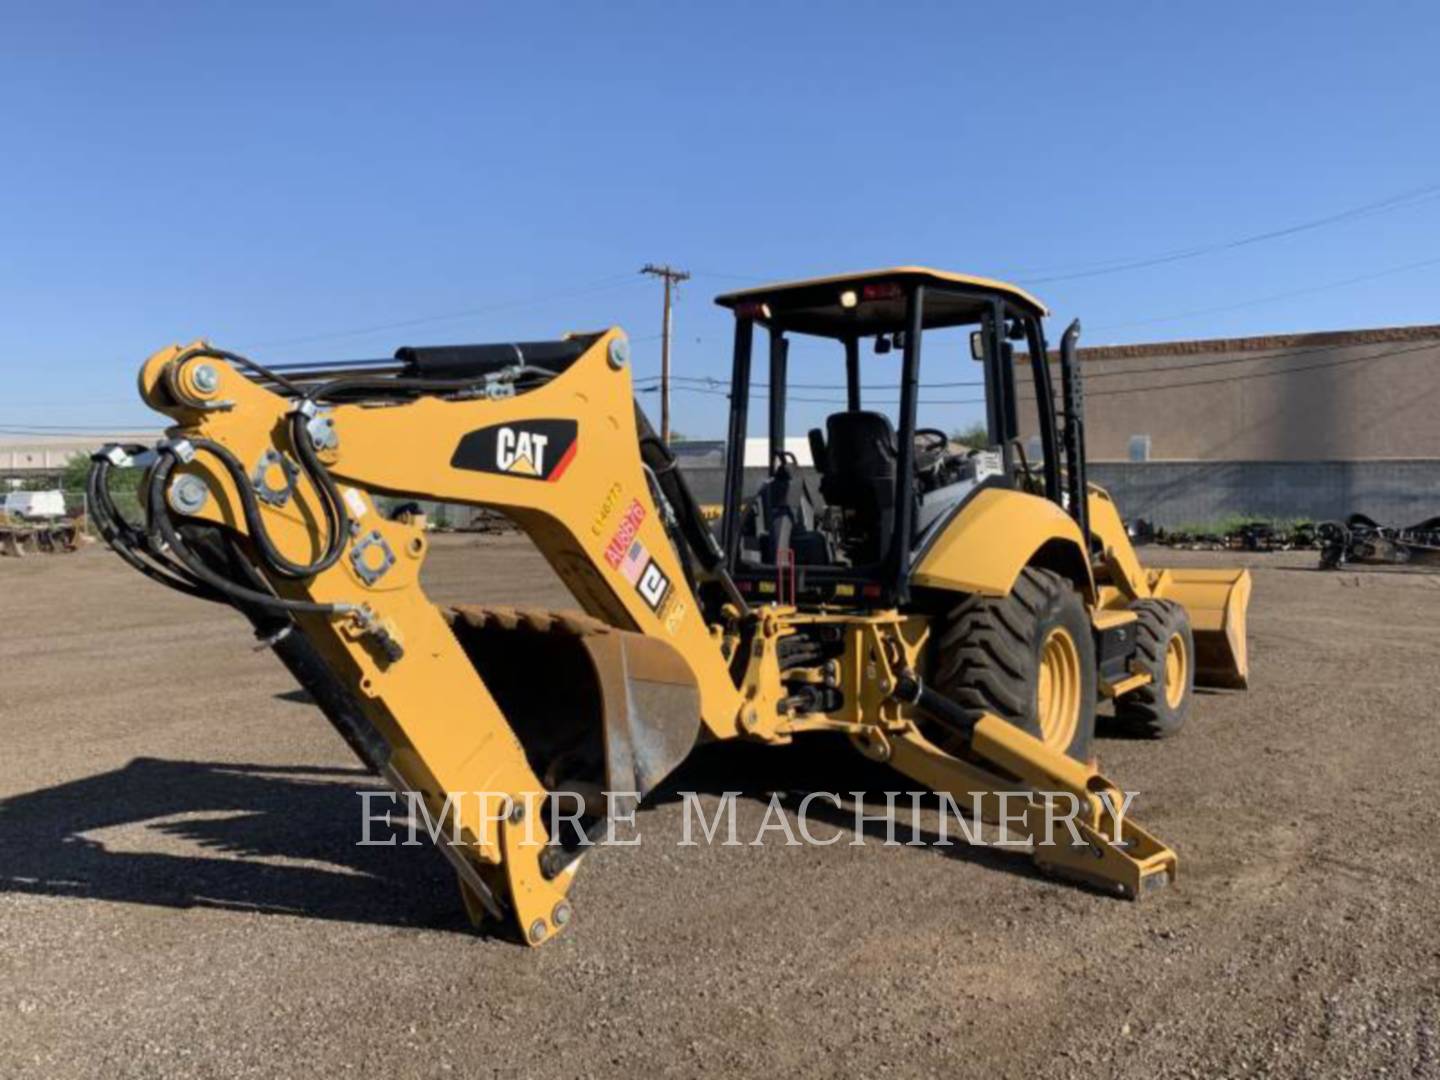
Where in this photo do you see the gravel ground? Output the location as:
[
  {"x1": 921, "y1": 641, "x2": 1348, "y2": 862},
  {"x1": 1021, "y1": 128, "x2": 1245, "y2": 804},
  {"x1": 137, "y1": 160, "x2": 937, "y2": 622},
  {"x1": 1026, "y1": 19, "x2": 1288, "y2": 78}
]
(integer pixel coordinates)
[{"x1": 1, "y1": 535, "x2": 1437, "y2": 1079}]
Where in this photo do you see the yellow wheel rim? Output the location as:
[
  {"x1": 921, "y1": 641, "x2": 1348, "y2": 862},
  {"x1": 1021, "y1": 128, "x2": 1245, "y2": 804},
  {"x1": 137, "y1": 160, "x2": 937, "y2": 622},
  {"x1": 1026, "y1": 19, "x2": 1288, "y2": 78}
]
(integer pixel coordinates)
[
  {"x1": 1036, "y1": 626, "x2": 1082, "y2": 750},
  {"x1": 1164, "y1": 633, "x2": 1189, "y2": 710}
]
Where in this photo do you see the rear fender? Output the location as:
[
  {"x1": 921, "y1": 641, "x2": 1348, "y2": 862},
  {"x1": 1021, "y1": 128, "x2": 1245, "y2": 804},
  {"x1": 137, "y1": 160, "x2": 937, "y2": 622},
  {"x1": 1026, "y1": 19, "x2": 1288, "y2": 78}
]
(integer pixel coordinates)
[{"x1": 911, "y1": 488, "x2": 1094, "y2": 600}]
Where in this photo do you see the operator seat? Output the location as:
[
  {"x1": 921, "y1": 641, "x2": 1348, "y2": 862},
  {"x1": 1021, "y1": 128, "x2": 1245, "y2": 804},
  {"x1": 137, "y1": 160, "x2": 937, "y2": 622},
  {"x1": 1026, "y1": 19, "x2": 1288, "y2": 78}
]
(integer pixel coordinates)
[{"x1": 809, "y1": 411, "x2": 898, "y2": 564}]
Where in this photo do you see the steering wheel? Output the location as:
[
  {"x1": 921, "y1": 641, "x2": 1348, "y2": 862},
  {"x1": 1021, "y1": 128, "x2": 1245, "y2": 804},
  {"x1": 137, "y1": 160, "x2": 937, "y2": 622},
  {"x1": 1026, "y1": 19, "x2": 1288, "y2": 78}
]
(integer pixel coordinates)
[{"x1": 913, "y1": 428, "x2": 949, "y2": 472}]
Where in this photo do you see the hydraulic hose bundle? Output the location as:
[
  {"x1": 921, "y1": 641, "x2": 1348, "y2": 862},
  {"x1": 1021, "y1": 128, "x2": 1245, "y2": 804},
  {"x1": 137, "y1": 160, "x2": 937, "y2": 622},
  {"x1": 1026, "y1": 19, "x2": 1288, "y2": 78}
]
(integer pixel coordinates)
[
  {"x1": 90, "y1": 348, "x2": 356, "y2": 621},
  {"x1": 88, "y1": 345, "x2": 569, "y2": 629}
]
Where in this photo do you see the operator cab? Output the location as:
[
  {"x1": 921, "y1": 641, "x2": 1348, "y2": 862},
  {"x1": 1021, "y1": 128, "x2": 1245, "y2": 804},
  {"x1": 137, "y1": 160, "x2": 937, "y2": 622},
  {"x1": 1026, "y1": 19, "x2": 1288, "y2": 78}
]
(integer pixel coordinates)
[{"x1": 714, "y1": 267, "x2": 1081, "y2": 608}]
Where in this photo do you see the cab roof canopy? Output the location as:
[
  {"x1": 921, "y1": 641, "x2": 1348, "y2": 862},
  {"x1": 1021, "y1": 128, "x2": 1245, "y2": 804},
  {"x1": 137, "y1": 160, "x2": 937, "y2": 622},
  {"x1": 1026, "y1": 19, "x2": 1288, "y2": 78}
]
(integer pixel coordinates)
[{"x1": 714, "y1": 266, "x2": 1048, "y2": 339}]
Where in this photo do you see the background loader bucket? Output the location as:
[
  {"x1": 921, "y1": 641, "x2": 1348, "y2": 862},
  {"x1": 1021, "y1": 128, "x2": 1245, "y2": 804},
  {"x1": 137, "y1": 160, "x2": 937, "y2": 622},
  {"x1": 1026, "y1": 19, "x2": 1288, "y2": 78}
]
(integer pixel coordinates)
[{"x1": 1149, "y1": 568, "x2": 1252, "y2": 689}]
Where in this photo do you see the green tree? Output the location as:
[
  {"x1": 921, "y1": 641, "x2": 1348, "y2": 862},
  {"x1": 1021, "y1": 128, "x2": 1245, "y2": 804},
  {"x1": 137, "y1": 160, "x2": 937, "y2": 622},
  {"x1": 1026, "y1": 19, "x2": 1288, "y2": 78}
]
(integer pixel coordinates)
[
  {"x1": 951, "y1": 422, "x2": 989, "y2": 448},
  {"x1": 60, "y1": 455, "x2": 97, "y2": 490},
  {"x1": 52, "y1": 452, "x2": 140, "y2": 491}
]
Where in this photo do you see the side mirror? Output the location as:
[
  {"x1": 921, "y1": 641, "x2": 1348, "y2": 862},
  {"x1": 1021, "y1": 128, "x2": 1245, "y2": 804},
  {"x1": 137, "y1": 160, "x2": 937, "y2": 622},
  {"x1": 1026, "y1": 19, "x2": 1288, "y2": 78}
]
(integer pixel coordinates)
[{"x1": 969, "y1": 330, "x2": 984, "y2": 361}]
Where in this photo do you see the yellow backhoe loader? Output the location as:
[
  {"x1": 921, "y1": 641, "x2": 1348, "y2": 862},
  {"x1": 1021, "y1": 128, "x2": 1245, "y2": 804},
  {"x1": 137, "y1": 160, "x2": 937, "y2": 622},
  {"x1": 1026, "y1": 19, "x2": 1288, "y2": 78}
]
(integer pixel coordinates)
[{"x1": 90, "y1": 267, "x2": 1250, "y2": 945}]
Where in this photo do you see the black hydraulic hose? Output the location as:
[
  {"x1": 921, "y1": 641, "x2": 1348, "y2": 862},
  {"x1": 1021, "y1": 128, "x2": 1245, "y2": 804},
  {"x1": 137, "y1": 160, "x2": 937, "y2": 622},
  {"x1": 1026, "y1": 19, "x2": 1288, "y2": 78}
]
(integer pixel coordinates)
[
  {"x1": 181, "y1": 432, "x2": 348, "y2": 580},
  {"x1": 267, "y1": 624, "x2": 389, "y2": 774},
  {"x1": 173, "y1": 345, "x2": 307, "y2": 397},
  {"x1": 254, "y1": 363, "x2": 558, "y2": 576},
  {"x1": 86, "y1": 451, "x2": 144, "y2": 551},
  {"x1": 118, "y1": 342, "x2": 558, "y2": 611},
  {"x1": 282, "y1": 408, "x2": 350, "y2": 571},
  {"x1": 310, "y1": 375, "x2": 490, "y2": 399},
  {"x1": 144, "y1": 453, "x2": 344, "y2": 617},
  {"x1": 170, "y1": 347, "x2": 557, "y2": 584},
  {"x1": 891, "y1": 670, "x2": 978, "y2": 743},
  {"x1": 302, "y1": 365, "x2": 556, "y2": 404},
  {"x1": 87, "y1": 452, "x2": 224, "y2": 602},
  {"x1": 234, "y1": 363, "x2": 560, "y2": 576},
  {"x1": 150, "y1": 346, "x2": 351, "y2": 579},
  {"x1": 200, "y1": 533, "x2": 389, "y2": 774}
]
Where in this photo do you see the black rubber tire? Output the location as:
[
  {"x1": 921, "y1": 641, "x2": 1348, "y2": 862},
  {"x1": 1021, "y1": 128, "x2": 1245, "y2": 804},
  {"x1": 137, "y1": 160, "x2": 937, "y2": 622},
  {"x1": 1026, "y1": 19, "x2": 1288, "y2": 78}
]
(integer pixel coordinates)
[
  {"x1": 929, "y1": 567, "x2": 1096, "y2": 763},
  {"x1": 1114, "y1": 599, "x2": 1194, "y2": 738}
]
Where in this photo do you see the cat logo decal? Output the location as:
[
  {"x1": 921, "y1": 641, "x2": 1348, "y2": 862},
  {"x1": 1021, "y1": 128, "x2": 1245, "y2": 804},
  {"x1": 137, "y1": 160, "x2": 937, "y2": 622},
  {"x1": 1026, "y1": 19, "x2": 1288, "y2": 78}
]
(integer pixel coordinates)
[{"x1": 451, "y1": 420, "x2": 578, "y2": 482}]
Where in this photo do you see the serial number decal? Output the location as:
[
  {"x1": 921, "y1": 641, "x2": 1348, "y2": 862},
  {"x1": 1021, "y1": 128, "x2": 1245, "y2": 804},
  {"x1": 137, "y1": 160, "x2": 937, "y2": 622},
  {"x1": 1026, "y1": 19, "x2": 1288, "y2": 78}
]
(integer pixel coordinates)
[{"x1": 590, "y1": 482, "x2": 624, "y2": 537}]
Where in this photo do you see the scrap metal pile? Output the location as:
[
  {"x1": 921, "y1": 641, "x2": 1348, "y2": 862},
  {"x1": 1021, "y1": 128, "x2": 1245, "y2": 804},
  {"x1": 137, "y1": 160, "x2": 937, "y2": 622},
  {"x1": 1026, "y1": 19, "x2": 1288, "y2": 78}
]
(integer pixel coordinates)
[
  {"x1": 0, "y1": 516, "x2": 85, "y2": 557},
  {"x1": 1315, "y1": 514, "x2": 1440, "y2": 570},
  {"x1": 1130, "y1": 514, "x2": 1440, "y2": 570},
  {"x1": 1128, "y1": 518, "x2": 1317, "y2": 552},
  {"x1": 0, "y1": 490, "x2": 87, "y2": 557}
]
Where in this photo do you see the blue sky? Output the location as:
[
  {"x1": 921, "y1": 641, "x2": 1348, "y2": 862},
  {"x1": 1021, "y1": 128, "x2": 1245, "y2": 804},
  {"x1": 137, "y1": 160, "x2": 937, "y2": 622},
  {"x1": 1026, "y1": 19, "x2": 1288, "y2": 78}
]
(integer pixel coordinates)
[{"x1": 2, "y1": 2, "x2": 1438, "y2": 437}]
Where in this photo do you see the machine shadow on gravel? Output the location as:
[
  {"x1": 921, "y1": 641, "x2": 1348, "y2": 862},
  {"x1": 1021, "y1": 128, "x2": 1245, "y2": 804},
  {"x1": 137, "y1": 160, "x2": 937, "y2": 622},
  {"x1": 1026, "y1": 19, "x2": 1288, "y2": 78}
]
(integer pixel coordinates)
[
  {"x1": 0, "y1": 757, "x2": 475, "y2": 934},
  {"x1": 0, "y1": 741, "x2": 1051, "y2": 934},
  {"x1": 648, "y1": 735, "x2": 1047, "y2": 887}
]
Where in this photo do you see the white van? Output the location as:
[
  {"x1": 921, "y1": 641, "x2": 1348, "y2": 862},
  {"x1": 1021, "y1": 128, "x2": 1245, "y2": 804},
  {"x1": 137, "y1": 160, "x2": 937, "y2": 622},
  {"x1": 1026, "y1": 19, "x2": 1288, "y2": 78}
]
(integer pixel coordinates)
[{"x1": 3, "y1": 490, "x2": 67, "y2": 520}]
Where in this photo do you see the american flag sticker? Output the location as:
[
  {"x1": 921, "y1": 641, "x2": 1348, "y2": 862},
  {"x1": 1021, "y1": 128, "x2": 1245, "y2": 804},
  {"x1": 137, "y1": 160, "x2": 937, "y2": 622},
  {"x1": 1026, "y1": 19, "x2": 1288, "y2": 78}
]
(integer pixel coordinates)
[{"x1": 620, "y1": 539, "x2": 649, "y2": 584}]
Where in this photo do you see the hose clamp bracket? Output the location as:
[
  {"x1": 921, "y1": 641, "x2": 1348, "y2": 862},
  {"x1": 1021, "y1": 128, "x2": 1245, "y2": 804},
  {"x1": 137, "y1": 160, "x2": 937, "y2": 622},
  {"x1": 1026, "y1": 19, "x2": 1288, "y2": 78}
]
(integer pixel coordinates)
[{"x1": 251, "y1": 449, "x2": 300, "y2": 507}]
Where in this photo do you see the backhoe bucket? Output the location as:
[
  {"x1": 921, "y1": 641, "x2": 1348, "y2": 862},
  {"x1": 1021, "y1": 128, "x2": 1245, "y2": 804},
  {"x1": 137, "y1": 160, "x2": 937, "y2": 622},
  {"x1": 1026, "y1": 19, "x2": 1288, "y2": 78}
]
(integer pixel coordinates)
[
  {"x1": 1149, "y1": 568, "x2": 1252, "y2": 689},
  {"x1": 447, "y1": 607, "x2": 702, "y2": 815}
]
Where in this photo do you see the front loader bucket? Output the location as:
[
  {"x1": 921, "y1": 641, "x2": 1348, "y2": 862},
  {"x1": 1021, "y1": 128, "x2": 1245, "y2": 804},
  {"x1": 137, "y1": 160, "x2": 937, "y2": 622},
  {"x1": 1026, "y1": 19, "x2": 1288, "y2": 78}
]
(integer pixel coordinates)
[
  {"x1": 1149, "y1": 568, "x2": 1252, "y2": 689},
  {"x1": 447, "y1": 607, "x2": 702, "y2": 815}
]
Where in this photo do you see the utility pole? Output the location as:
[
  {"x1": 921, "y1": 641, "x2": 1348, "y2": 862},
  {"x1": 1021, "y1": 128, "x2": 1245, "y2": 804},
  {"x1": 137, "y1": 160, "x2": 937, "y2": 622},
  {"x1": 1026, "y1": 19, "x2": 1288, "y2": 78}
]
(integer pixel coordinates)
[{"x1": 640, "y1": 263, "x2": 690, "y2": 444}]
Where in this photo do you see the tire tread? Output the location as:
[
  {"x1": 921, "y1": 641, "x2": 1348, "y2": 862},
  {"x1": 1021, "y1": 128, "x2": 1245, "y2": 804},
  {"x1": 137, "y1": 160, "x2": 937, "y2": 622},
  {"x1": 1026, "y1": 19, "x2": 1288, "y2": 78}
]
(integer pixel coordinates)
[{"x1": 1115, "y1": 598, "x2": 1189, "y2": 737}]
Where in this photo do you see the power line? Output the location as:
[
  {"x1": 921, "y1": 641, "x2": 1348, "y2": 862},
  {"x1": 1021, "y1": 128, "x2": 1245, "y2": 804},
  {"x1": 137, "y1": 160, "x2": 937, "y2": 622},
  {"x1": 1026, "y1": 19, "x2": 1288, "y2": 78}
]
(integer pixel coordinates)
[
  {"x1": 0, "y1": 398, "x2": 142, "y2": 409},
  {"x1": 9, "y1": 339, "x2": 1426, "y2": 440},
  {"x1": 1013, "y1": 180, "x2": 1440, "y2": 285},
  {"x1": 680, "y1": 373, "x2": 984, "y2": 390},
  {"x1": 669, "y1": 182, "x2": 1440, "y2": 294},
  {"x1": 0, "y1": 422, "x2": 160, "y2": 433},
  {"x1": 1048, "y1": 336, "x2": 1440, "y2": 401},
  {"x1": 17, "y1": 324, "x2": 1405, "y2": 428},
  {"x1": 688, "y1": 269, "x2": 768, "y2": 283},
  {"x1": 643, "y1": 336, "x2": 1440, "y2": 408},
  {"x1": 637, "y1": 373, "x2": 986, "y2": 391},
  {"x1": 643, "y1": 330, "x2": 1437, "y2": 392},
  {"x1": 242, "y1": 274, "x2": 645, "y2": 351},
  {"x1": 1091, "y1": 253, "x2": 1440, "y2": 331},
  {"x1": 0, "y1": 430, "x2": 157, "y2": 441},
  {"x1": 20, "y1": 335, "x2": 1422, "y2": 435},
  {"x1": 21, "y1": 326, "x2": 1432, "y2": 438}
]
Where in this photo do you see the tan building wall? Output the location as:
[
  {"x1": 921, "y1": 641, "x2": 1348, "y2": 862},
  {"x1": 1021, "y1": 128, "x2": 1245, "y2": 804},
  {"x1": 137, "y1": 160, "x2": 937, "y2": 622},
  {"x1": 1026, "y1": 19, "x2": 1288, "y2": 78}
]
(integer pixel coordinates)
[
  {"x1": 0, "y1": 433, "x2": 159, "y2": 479},
  {"x1": 1017, "y1": 324, "x2": 1440, "y2": 462}
]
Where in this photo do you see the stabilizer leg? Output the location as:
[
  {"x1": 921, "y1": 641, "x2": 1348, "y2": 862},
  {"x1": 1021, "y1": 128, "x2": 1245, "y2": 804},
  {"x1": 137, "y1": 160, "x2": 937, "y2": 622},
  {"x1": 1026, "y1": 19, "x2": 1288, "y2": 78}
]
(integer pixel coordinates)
[{"x1": 883, "y1": 719, "x2": 1177, "y2": 900}]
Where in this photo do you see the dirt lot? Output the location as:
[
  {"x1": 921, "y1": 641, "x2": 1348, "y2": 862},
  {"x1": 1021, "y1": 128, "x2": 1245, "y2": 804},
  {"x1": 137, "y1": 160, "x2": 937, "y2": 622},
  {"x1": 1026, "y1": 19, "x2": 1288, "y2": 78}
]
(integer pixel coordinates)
[{"x1": 1, "y1": 534, "x2": 1437, "y2": 1078}]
